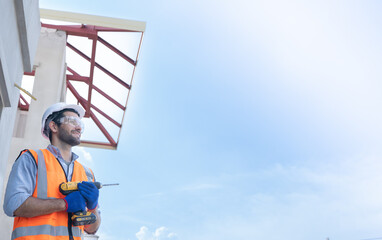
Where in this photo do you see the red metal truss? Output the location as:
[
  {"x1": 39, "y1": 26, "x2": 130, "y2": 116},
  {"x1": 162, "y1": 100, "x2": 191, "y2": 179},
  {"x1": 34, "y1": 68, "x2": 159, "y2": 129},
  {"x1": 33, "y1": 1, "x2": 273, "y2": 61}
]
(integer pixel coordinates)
[
  {"x1": 22, "y1": 23, "x2": 144, "y2": 149},
  {"x1": 18, "y1": 94, "x2": 29, "y2": 111},
  {"x1": 18, "y1": 71, "x2": 35, "y2": 111}
]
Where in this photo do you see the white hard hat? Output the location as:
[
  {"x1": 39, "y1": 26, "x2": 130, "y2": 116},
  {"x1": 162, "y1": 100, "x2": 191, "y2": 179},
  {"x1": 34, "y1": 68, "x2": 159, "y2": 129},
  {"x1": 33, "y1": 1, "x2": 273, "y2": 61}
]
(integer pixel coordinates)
[{"x1": 41, "y1": 102, "x2": 85, "y2": 140}]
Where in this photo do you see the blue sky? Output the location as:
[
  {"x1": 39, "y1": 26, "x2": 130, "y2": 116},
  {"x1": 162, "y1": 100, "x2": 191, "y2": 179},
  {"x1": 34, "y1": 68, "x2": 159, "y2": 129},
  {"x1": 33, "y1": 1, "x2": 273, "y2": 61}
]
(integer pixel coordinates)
[{"x1": 38, "y1": 1, "x2": 382, "y2": 239}]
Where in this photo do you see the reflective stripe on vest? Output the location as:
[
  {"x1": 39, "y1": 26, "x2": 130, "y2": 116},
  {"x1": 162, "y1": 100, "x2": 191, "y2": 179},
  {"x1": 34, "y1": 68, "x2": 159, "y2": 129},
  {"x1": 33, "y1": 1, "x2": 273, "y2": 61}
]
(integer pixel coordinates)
[
  {"x1": 12, "y1": 225, "x2": 82, "y2": 239},
  {"x1": 36, "y1": 150, "x2": 48, "y2": 199}
]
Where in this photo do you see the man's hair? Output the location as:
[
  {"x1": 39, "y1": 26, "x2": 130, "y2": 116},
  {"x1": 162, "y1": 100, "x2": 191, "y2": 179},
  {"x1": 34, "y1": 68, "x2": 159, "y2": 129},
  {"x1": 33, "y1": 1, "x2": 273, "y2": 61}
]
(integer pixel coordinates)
[{"x1": 46, "y1": 108, "x2": 80, "y2": 142}]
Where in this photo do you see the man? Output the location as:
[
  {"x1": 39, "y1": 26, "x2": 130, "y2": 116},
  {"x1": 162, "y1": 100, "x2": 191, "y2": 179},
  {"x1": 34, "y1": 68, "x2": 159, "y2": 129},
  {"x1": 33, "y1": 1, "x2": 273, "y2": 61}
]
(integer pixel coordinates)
[{"x1": 3, "y1": 102, "x2": 101, "y2": 240}]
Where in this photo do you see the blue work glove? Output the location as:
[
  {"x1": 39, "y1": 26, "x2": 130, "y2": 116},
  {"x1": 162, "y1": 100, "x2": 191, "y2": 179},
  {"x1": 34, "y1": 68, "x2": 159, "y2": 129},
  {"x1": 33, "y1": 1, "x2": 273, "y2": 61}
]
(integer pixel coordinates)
[
  {"x1": 64, "y1": 191, "x2": 86, "y2": 213},
  {"x1": 78, "y1": 181, "x2": 99, "y2": 210}
]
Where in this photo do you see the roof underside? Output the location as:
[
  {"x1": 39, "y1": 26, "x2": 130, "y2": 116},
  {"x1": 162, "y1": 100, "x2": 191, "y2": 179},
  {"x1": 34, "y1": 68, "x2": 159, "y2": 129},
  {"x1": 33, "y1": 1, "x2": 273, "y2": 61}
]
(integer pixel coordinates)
[{"x1": 20, "y1": 9, "x2": 146, "y2": 150}]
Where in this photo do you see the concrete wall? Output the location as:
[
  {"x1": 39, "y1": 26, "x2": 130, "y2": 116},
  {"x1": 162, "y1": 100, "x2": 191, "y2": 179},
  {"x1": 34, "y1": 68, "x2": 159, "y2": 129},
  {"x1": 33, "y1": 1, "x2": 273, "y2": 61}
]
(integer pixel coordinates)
[
  {"x1": 0, "y1": 0, "x2": 41, "y2": 236},
  {"x1": 0, "y1": 0, "x2": 40, "y2": 204},
  {"x1": 0, "y1": 0, "x2": 40, "y2": 108},
  {"x1": 15, "y1": 0, "x2": 41, "y2": 72}
]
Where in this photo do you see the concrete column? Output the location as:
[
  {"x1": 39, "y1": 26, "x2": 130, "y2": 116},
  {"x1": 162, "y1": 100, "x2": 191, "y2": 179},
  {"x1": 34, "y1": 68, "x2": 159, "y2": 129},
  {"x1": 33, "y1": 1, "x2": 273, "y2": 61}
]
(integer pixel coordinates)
[{"x1": 10, "y1": 28, "x2": 67, "y2": 153}]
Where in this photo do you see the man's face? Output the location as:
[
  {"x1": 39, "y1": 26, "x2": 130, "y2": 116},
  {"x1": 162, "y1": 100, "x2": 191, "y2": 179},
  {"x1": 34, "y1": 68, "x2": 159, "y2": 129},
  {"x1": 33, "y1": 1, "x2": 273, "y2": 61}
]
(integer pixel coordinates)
[{"x1": 57, "y1": 111, "x2": 83, "y2": 146}]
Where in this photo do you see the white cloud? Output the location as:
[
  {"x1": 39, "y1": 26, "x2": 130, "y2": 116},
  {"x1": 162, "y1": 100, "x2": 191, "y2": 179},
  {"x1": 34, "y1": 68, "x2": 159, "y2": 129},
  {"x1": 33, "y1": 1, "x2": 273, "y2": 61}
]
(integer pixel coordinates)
[
  {"x1": 136, "y1": 226, "x2": 151, "y2": 240},
  {"x1": 73, "y1": 146, "x2": 94, "y2": 167},
  {"x1": 167, "y1": 233, "x2": 177, "y2": 238},
  {"x1": 136, "y1": 226, "x2": 177, "y2": 240}
]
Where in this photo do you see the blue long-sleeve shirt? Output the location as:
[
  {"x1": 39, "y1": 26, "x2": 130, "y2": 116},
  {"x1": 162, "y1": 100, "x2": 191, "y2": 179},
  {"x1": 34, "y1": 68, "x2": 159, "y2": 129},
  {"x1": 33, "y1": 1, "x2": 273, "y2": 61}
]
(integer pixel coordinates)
[{"x1": 3, "y1": 145, "x2": 80, "y2": 217}]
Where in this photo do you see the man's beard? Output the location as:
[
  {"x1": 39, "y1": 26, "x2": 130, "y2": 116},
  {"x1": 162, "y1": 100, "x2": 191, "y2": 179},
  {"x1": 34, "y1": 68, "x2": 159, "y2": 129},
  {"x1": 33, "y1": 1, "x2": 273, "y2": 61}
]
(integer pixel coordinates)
[{"x1": 58, "y1": 128, "x2": 81, "y2": 146}]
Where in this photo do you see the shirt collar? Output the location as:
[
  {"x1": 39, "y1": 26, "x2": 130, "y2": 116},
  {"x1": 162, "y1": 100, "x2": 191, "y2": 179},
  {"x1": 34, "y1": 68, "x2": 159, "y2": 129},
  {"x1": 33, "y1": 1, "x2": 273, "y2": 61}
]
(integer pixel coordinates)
[{"x1": 47, "y1": 144, "x2": 79, "y2": 162}]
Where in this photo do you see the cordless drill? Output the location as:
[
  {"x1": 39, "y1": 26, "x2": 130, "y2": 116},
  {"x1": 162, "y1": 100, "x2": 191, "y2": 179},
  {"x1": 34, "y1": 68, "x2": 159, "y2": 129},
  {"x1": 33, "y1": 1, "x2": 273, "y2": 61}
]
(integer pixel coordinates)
[{"x1": 59, "y1": 181, "x2": 119, "y2": 226}]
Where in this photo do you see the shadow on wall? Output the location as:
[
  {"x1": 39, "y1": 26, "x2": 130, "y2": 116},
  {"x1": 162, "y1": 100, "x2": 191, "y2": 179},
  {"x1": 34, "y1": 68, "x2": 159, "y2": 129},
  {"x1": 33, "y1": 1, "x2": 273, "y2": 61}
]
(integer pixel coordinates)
[{"x1": 0, "y1": 95, "x2": 3, "y2": 119}]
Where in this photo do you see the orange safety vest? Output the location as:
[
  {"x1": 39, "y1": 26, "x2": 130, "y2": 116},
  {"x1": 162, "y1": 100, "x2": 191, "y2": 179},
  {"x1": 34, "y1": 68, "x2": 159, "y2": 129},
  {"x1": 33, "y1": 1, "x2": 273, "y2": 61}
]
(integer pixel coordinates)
[{"x1": 11, "y1": 149, "x2": 95, "y2": 240}]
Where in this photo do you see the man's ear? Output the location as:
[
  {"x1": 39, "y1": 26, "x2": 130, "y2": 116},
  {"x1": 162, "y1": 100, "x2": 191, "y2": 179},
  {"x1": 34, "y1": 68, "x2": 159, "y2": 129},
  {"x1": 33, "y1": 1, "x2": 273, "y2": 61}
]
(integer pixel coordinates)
[{"x1": 49, "y1": 121, "x2": 58, "y2": 134}]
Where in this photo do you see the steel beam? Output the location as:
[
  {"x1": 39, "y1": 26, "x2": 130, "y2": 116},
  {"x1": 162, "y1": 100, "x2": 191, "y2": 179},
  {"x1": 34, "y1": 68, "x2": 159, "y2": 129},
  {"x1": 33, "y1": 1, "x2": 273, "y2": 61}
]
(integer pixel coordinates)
[{"x1": 98, "y1": 36, "x2": 136, "y2": 66}]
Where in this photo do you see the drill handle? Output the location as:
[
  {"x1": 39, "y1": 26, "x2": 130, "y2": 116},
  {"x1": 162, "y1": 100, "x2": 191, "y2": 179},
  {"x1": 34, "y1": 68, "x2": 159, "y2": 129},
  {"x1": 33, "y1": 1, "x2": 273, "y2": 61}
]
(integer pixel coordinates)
[
  {"x1": 59, "y1": 182, "x2": 80, "y2": 195},
  {"x1": 59, "y1": 181, "x2": 104, "y2": 195}
]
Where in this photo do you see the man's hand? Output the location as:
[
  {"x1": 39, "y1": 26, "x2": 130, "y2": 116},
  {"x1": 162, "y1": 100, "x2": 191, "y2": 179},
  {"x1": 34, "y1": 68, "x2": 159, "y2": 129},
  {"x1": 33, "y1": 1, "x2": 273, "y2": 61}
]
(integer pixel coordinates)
[
  {"x1": 78, "y1": 182, "x2": 99, "y2": 210},
  {"x1": 64, "y1": 191, "x2": 86, "y2": 213}
]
